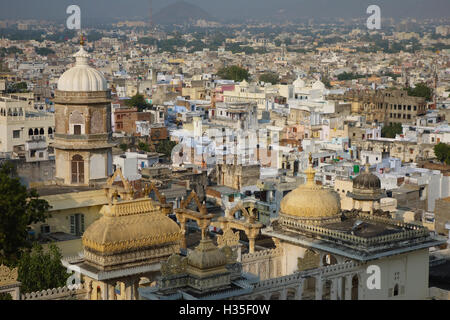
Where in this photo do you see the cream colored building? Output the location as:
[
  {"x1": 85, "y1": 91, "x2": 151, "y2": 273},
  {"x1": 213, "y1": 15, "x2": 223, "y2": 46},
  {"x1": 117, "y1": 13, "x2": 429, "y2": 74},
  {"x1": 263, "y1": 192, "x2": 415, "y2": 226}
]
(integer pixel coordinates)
[
  {"x1": 222, "y1": 80, "x2": 277, "y2": 112},
  {"x1": 241, "y1": 159, "x2": 446, "y2": 300},
  {"x1": 0, "y1": 95, "x2": 54, "y2": 154}
]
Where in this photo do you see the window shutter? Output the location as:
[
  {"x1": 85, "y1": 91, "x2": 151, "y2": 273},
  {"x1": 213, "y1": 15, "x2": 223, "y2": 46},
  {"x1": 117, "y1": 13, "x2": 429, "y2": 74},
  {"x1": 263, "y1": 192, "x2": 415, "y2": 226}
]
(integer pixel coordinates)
[
  {"x1": 80, "y1": 214, "x2": 85, "y2": 233},
  {"x1": 70, "y1": 215, "x2": 75, "y2": 234}
]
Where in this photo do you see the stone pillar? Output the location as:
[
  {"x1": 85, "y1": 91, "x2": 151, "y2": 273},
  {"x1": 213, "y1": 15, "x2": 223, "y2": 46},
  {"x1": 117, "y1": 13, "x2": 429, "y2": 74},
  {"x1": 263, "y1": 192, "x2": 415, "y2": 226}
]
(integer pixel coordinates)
[
  {"x1": 85, "y1": 279, "x2": 93, "y2": 300},
  {"x1": 336, "y1": 277, "x2": 343, "y2": 300},
  {"x1": 125, "y1": 280, "x2": 133, "y2": 300},
  {"x1": 180, "y1": 221, "x2": 187, "y2": 249},
  {"x1": 330, "y1": 278, "x2": 338, "y2": 300},
  {"x1": 280, "y1": 289, "x2": 287, "y2": 300},
  {"x1": 108, "y1": 283, "x2": 116, "y2": 300},
  {"x1": 296, "y1": 279, "x2": 304, "y2": 300},
  {"x1": 315, "y1": 276, "x2": 322, "y2": 300},
  {"x1": 248, "y1": 237, "x2": 256, "y2": 254},
  {"x1": 133, "y1": 279, "x2": 140, "y2": 300},
  {"x1": 101, "y1": 282, "x2": 108, "y2": 300},
  {"x1": 345, "y1": 275, "x2": 352, "y2": 300}
]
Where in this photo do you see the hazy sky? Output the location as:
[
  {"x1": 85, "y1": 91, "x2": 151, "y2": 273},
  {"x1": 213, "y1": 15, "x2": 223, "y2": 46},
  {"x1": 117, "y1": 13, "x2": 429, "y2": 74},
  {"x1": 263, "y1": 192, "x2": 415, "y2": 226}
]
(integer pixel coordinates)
[{"x1": 0, "y1": 0, "x2": 448, "y2": 22}]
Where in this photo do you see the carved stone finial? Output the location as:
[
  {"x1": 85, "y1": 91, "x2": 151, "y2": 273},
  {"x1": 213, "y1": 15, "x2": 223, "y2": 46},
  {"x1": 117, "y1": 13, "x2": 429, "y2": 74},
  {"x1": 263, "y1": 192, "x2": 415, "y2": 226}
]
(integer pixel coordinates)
[
  {"x1": 0, "y1": 265, "x2": 18, "y2": 286},
  {"x1": 217, "y1": 229, "x2": 240, "y2": 247},
  {"x1": 80, "y1": 33, "x2": 85, "y2": 46},
  {"x1": 160, "y1": 254, "x2": 188, "y2": 277}
]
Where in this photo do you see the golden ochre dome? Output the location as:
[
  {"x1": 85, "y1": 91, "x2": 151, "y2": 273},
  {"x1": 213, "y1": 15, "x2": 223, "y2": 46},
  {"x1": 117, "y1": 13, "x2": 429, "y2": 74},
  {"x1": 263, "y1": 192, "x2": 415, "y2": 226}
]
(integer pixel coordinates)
[
  {"x1": 82, "y1": 198, "x2": 182, "y2": 254},
  {"x1": 280, "y1": 165, "x2": 341, "y2": 219}
]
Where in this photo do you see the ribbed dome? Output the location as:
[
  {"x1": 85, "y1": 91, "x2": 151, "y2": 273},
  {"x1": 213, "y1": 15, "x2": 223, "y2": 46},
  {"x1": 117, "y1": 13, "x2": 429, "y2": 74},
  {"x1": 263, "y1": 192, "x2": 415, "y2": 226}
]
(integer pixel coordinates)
[
  {"x1": 312, "y1": 79, "x2": 325, "y2": 90},
  {"x1": 57, "y1": 46, "x2": 107, "y2": 92},
  {"x1": 82, "y1": 199, "x2": 182, "y2": 254},
  {"x1": 280, "y1": 165, "x2": 341, "y2": 219},
  {"x1": 353, "y1": 166, "x2": 381, "y2": 190},
  {"x1": 293, "y1": 77, "x2": 305, "y2": 88}
]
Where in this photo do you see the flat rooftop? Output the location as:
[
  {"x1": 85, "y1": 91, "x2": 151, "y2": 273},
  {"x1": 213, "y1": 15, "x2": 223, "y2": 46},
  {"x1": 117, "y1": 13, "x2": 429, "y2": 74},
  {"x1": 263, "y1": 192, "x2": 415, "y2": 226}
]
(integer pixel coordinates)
[
  {"x1": 321, "y1": 217, "x2": 405, "y2": 238},
  {"x1": 34, "y1": 184, "x2": 101, "y2": 196}
]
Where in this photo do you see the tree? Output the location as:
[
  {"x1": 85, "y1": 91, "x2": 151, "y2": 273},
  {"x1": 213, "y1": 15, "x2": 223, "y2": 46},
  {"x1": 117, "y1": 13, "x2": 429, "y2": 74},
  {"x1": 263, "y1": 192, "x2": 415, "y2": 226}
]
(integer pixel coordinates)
[
  {"x1": 34, "y1": 47, "x2": 55, "y2": 56},
  {"x1": 0, "y1": 162, "x2": 51, "y2": 264},
  {"x1": 322, "y1": 77, "x2": 332, "y2": 89},
  {"x1": 217, "y1": 65, "x2": 250, "y2": 82},
  {"x1": 381, "y1": 123, "x2": 403, "y2": 138},
  {"x1": 17, "y1": 243, "x2": 69, "y2": 293},
  {"x1": 406, "y1": 83, "x2": 433, "y2": 101},
  {"x1": 434, "y1": 143, "x2": 450, "y2": 165},
  {"x1": 10, "y1": 82, "x2": 28, "y2": 93},
  {"x1": 119, "y1": 143, "x2": 128, "y2": 152},
  {"x1": 125, "y1": 94, "x2": 152, "y2": 112},
  {"x1": 138, "y1": 142, "x2": 151, "y2": 152},
  {"x1": 0, "y1": 292, "x2": 12, "y2": 300},
  {"x1": 259, "y1": 72, "x2": 279, "y2": 85},
  {"x1": 156, "y1": 139, "x2": 177, "y2": 158}
]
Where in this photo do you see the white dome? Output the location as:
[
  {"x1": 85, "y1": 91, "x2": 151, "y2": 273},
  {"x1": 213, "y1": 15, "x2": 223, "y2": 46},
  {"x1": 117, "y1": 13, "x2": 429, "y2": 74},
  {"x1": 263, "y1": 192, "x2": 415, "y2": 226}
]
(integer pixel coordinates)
[
  {"x1": 57, "y1": 47, "x2": 107, "y2": 92},
  {"x1": 293, "y1": 77, "x2": 305, "y2": 89},
  {"x1": 312, "y1": 80, "x2": 325, "y2": 90}
]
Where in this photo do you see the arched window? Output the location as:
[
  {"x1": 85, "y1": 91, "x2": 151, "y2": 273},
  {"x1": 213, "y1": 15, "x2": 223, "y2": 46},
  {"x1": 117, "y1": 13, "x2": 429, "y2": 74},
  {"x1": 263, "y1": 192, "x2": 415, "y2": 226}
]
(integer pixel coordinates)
[
  {"x1": 322, "y1": 254, "x2": 338, "y2": 266},
  {"x1": 71, "y1": 155, "x2": 84, "y2": 184},
  {"x1": 39, "y1": 128, "x2": 44, "y2": 135},
  {"x1": 48, "y1": 127, "x2": 53, "y2": 134},
  {"x1": 322, "y1": 280, "x2": 332, "y2": 300},
  {"x1": 351, "y1": 275, "x2": 359, "y2": 300},
  {"x1": 393, "y1": 284, "x2": 399, "y2": 296},
  {"x1": 269, "y1": 293, "x2": 280, "y2": 300},
  {"x1": 96, "y1": 286, "x2": 102, "y2": 300},
  {"x1": 28, "y1": 128, "x2": 33, "y2": 136},
  {"x1": 34, "y1": 128, "x2": 39, "y2": 135}
]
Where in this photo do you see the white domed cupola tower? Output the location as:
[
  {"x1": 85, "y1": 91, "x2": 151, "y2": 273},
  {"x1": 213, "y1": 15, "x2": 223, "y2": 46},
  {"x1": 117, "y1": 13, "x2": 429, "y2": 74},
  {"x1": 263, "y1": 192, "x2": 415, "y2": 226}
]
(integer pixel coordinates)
[{"x1": 53, "y1": 38, "x2": 114, "y2": 186}]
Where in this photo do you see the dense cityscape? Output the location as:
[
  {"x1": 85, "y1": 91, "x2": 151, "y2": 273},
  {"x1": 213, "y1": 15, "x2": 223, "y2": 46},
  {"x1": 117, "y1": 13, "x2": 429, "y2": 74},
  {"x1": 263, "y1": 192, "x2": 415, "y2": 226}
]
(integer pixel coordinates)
[{"x1": 0, "y1": 0, "x2": 450, "y2": 304}]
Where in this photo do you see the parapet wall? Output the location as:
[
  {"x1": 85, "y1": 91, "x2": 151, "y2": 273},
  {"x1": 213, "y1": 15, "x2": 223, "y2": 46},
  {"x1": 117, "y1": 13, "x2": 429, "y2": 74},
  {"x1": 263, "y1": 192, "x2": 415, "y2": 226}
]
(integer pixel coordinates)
[{"x1": 21, "y1": 284, "x2": 87, "y2": 300}]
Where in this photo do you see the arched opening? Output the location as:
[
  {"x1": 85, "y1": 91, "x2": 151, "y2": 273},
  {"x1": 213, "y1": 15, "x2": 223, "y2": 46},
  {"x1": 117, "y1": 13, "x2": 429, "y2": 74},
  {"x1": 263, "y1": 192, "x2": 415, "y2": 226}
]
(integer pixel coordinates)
[
  {"x1": 28, "y1": 128, "x2": 33, "y2": 136},
  {"x1": 34, "y1": 128, "x2": 39, "y2": 135},
  {"x1": 48, "y1": 127, "x2": 53, "y2": 134},
  {"x1": 71, "y1": 155, "x2": 84, "y2": 184},
  {"x1": 269, "y1": 292, "x2": 280, "y2": 300},
  {"x1": 302, "y1": 277, "x2": 316, "y2": 300},
  {"x1": 393, "y1": 284, "x2": 399, "y2": 297},
  {"x1": 322, "y1": 254, "x2": 338, "y2": 266},
  {"x1": 322, "y1": 280, "x2": 332, "y2": 300},
  {"x1": 286, "y1": 289, "x2": 296, "y2": 300},
  {"x1": 293, "y1": 160, "x2": 299, "y2": 175},
  {"x1": 39, "y1": 128, "x2": 44, "y2": 135},
  {"x1": 96, "y1": 286, "x2": 102, "y2": 300},
  {"x1": 114, "y1": 282, "x2": 122, "y2": 300},
  {"x1": 351, "y1": 275, "x2": 359, "y2": 300}
]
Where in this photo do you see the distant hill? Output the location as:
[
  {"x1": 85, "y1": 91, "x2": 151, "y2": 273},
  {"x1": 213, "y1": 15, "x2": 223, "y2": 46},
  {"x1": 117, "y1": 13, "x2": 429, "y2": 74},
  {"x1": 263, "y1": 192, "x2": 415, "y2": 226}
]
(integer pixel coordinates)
[{"x1": 154, "y1": 1, "x2": 214, "y2": 25}]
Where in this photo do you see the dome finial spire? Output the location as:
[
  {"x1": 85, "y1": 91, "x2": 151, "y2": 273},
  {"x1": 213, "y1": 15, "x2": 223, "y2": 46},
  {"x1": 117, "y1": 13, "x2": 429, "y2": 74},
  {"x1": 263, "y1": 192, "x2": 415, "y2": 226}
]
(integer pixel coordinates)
[
  {"x1": 79, "y1": 32, "x2": 85, "y2": 46},
  {"x1": 305, "y1": 152, "x2": 316, "y2": 186}
]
